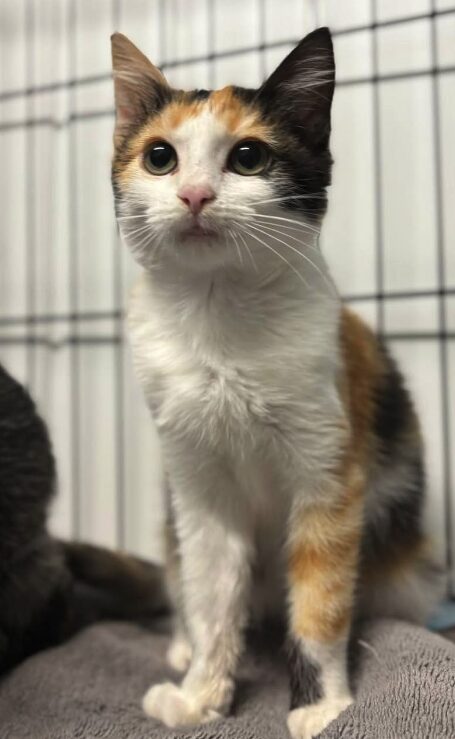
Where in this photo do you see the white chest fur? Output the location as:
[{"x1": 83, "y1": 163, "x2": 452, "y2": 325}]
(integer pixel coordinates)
[{"x1": 128, "y1": 268, "x2": 342, "y2": 462}]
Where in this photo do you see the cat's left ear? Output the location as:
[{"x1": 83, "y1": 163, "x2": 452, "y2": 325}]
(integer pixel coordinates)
[
  {"x1": 111, "y1": 32, "x2": 171, "y2": 147},
  {"x1": 258, "y1": 27, "x2": 335, "y2": 149}
]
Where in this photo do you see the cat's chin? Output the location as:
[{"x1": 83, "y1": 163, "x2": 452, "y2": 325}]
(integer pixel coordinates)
[
  {"x1": 169, "y1": 231, "x2": 237, "y2": 272},
  {"x1": 177, "y1": 227, "x2": 219, "y2": 244}
]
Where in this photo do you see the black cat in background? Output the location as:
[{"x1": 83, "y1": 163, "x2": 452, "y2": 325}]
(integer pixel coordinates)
[{"x1": 0, "y1": 363, "x2": 167, "y2": 674}]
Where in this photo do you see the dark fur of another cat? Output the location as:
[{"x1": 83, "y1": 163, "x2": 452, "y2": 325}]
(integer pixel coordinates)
[{"x1": 0, "y1": 362, "x2": 168, "y2": 675}]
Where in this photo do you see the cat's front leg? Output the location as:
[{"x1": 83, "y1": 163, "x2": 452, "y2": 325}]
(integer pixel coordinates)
[
  {"x1": 143, "y1": 461, "x2": 252, "y2": 728},
  {"x1": 286, "y1": 463, "x2": 364, "y2": 739},
  {"x1": 163, "y1": 500, "x2": 193, "y2": 673}
]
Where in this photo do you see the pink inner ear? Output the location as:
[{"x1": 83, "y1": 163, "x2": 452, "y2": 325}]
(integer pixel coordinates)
[{"x1": 118, "y1": 104, "x2": 134, "y2": 123}]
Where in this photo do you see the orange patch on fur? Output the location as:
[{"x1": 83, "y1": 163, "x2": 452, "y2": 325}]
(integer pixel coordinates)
[
  {"x1": 339, "y1": 308, "x2": 384, "y2": 465},
  {"x1": 289, "y1": 533, "x2": 358, "y2": 586},
  {"x1": 209, "y1": 86, "x2": 273, "y2": 141},
  {"x1": 293, "y1": 599, "x2": 351, "y2": 642},
  {"x1": 156, "y1": 97, "x2": 206, "y2": 132},
  {"x1": 288, "y1": 464, "x2": 364, "y2": 643},
  {"x1": 115, "y1": 97, "x2": 204, "y2": 174}
]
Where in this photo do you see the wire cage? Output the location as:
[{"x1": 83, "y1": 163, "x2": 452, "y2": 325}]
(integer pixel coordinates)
[{"x1": 0, "y1": 0, "x2": 454, "y2": 592}]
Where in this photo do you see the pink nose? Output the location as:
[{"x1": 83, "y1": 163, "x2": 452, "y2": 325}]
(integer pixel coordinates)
[{"x1": 178, "y1": 185, "x2": 216, "y2": 215}]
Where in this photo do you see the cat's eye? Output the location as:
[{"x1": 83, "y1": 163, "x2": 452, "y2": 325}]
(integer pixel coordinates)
[
  {"x1": 144, "y1": 141, "x2": 177, "y2": 175},
  {"x1": 228, "y1": 140, "x2": 269, "y2": 176}
]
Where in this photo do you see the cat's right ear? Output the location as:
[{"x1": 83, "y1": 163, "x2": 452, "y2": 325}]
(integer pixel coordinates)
[
  {"x1": 257, "y1": 27, "x2": 335, "y2": 150},
  {"x1": 111, "y1": 33, "x2": 171, "y2": 147}
]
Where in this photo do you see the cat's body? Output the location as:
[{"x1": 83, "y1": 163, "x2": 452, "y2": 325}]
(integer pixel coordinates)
[
  {"x1": 111, "y1": 28, "x2": 443, "y2": 739},
  {"x1": 128, "y1": 262, "x2": 336, "y2": 630},
  {"x1": 0, "y1": 362, "x2": 168, "y2": 675},
  {"x1": 128, "y1": 271, "x2": 437, "y2": 629}
]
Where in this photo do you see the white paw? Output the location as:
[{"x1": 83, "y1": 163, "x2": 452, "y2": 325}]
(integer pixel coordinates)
[
  {"x1": 143, "y1": 681, "x2": 222, "y2": 728},
  {"x1": 166, "y1": 636, "x2": 193, "y2": 672},
  {"x1": 287, "y1": 696, "x2": 353, "y2": 739}
]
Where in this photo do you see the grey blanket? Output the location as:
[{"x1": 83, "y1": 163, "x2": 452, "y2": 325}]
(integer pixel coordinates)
[{"x1": 0, "y1": 618, "x2": 454, "y2": 739}]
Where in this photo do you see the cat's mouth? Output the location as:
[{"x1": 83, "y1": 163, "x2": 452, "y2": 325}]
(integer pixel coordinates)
[{"x1": 178, "y1": 218, "x2": 218, "y2": 242}]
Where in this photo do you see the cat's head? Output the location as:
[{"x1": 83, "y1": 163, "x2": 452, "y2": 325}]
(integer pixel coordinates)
[{"x1": 111, "y1": 28, "x2": 335, "y2": 273}]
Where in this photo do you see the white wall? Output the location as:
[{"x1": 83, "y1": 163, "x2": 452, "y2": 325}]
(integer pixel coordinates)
[{"x1": 0, "y1": 0, "x2": 454, "y2": 589}]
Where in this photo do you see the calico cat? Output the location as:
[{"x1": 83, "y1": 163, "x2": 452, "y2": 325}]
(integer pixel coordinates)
[
  {"x1": 0, "y1": 362, "x2": 168, "y2": 675},
  {"x1": 111, "y1": 28, "x2": 444, "y2": 739}
]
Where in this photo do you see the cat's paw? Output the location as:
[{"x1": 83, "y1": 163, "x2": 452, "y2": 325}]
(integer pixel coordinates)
[
  {"x1": 287, "y1": 696, "x2": 353, "y2": 739},
  {"x1": 143, "y1": 682, "x2": 222, "y2": 728},
  {"x1": 166, "y1": 635, "x2": 193, "y2": 672}
]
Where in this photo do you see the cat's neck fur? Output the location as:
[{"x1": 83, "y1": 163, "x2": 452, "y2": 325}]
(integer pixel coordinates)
[
  {"x1": 128, "y1": 232, "x2": 341, "y2": 371},
  {"x1": 133, "y1": 232, "x2": 338, "y2": 329}
]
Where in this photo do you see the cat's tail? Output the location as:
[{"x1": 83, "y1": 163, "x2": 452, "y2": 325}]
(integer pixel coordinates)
[{"x1": 60, "y1": 540, "x2": 171, "y2": 631}]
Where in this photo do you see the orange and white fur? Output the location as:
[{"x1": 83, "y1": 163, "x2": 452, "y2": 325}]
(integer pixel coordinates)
[{"x1": 111, "y1": 28, "x2": 443, "y2": 739}]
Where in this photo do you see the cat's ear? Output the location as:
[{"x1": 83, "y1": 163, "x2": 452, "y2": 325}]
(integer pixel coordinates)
[
  {"x1": 258, "y1": 27, "x2": 335, "y2": 149},
  {"x1": 111, "y1": 33, "x2": 171, "y2": 146}
]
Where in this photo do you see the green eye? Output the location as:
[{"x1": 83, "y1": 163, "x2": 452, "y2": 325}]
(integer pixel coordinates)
[
  {"x1": 228, "y1": 140, "x2": 269, "y2": 176},
  {"x1": 144, "y1": 141, "x2": 177, "y2": 175}
]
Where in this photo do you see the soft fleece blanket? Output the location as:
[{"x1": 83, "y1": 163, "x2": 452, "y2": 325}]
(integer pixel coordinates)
[{"x1": 0, "y1": 618, "x2": 454, "y2": 738}]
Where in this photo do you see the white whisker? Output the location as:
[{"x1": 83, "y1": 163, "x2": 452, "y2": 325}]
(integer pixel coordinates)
[
  {"x1": 250, "y1": 212, "x2": 321, "y2": 235},
  {"x1": 238, "y1": 224, "x2": 311, "y2": 291},
  {"x1": 122, "y1": 223, "x2": 153, "y2": 238},
  {"x1": 252, "y1": 194, "x2": 327, "y2": 206},
  {"x1": 130, "y1": 229, "x2": 154, "y2": 252},
  {"x1": 251, "y1": 220, "x2": 320, "y2": 252},
  {"x1": 245, "y1": 221, "x2": 336, "y2": 296},
  {"x1": 235, "y1": 228, "x2": 258, "y2": 272},
  {"x1": 116, "y1": 214, "x2": 147, "y2": 221},
  {"x1": 228, "y1": 229, "x2": 244, "y2": 268},
  {"x1": 253, "y1": 217, "x2": 314, "y2": 236}
]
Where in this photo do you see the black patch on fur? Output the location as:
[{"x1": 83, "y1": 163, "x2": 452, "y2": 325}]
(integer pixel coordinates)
[
  {"x1": 362, "y1": 453, "x2": 425, "y2": 563},
  {"x1": 287, "y1": 638, "x2": 322, "y2": 709},
  {"x1": 230, "y1": 86, "x2": 257, "y2": 105},
  {"x1": 227, "y1": 84, "x2": 334, "y2": 224},
  {"x1": 269, "y1": 150, "x2": 332, "y2": 223},
  {"x1": 251, "y1": 28, "x2": 335, "y2": 223},
  {"x1": 373, "y1": 341, "x2": 415, "y2": 457},
  {"x1": 361, "y1": 342, "x2": 426, "y2": 572},
  {"x1": 188, "y1": 88, "x2": 211, "y2": 101}
]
